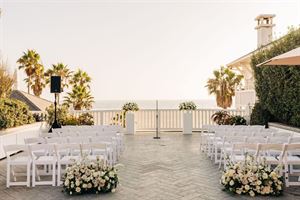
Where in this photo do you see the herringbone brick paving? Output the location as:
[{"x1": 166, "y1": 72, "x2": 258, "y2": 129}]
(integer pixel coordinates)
[{"x1": 0, "y1": 132, "x2": 300, "y2": 200}]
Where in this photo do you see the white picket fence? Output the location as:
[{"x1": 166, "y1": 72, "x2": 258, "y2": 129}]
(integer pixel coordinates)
[{"x1": 72, "y1": 109, "x2": 247, "y2": 131}]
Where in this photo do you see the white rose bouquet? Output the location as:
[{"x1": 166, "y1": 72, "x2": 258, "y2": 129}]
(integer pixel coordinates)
[
  {"x1": 62, "y1": 156, "x2": 120, "y2": 195},
  {"x1": 122, "y1": 102, "x2": 139, "y2": 112},
  {"x1": 221, "y1": 155, "x2": 283, "y2": 197},
  {"x1": 179, "y1": 101, "x2": 197, "y2": 111}
]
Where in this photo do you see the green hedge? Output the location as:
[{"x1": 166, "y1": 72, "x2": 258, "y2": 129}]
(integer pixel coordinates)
[
  {"x1": 0, "y1": 98, "x2": 35, "y2": 130},
  {"x1": 251, "y1": 27, "x2": 300, "y2": 127}
]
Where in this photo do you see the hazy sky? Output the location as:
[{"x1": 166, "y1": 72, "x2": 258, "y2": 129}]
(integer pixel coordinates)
[{"x1": 0, "y1": 0, "x2": 299, "y2": 100}]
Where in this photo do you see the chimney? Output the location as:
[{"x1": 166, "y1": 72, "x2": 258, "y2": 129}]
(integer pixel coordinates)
[{"x1": 255, "y1": 14, "x2": 275, "y2": 48}]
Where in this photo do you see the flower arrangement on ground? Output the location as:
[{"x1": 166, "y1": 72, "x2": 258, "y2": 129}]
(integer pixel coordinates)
[
  {"x1": 179, "y1": 101, "x2": 197, "y2": 111},
  {"x1": 63, "y1": 156, "x2": 120, "y2": 195},
  {"x1": 221, "y1": 155, "x2": 283, "y2": 197}
]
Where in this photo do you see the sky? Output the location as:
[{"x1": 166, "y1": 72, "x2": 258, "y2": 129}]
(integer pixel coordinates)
[{"x1": 0, "y1": 0, "x2": 299, "y2": 101}]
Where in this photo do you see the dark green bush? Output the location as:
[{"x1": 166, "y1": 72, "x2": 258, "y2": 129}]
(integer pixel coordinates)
[
  {"x1": 211, "y1": 111, "x2": 247, "y2": 125},
  {"x1": 230, "y1": 115, "x2": 247, "y2": 125},
  {"x1": 0, "y1": 98, "x2": 35, "y2": 130},
  {"x1": 250, "y1": 102, "x2": 272, "y2": 126},
  {"x1": 46, "y1": 105, "x2": 94, "y2": 126},
  {"x1": 46, "y1": 105, "x2": 69, "y2": 126},
  {"x1": 251, "y1": 27, "x2": 300, "y2": 127}
]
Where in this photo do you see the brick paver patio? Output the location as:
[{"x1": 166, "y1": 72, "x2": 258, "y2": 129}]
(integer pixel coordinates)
[{"x1": 0, "y1": 132, "x2": 300, "y2": 200}]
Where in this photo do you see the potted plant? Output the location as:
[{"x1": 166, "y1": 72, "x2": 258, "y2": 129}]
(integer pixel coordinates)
[
  {"x1": 179, "y1": 101, "x2": 197, "y2": 134},
  {"x1": 122, "y1": 102, "x2": 139, "y2": 134}
]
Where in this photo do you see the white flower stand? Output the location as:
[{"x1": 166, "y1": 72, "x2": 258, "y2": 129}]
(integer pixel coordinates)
[
  {"x1": 125, "y1": 112, "x2": 136, "y2": 135},
  {"x1": 183, "y1": 111, "x2": 193, "y2": 135}
]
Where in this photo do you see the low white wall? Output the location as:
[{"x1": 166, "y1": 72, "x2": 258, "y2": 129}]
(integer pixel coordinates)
[{"x1": 0, "y1": 122, "x2": 43, "y2": 159}]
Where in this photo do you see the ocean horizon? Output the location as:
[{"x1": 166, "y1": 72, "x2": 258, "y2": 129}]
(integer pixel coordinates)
[{"x1": 93, "y1": 99, "x2": 219, "y2": 110}]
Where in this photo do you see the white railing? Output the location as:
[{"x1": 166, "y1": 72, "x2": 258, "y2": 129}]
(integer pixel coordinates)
[{"x1": 72, "y1": 109, "x2": 247, "y2": 131}]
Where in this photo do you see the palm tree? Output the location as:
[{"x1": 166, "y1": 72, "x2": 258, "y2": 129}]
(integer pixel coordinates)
[
  {"x1": 44, "y1": 62, "x2": 73, "y2": 90},
  {"x1": 70, "y1": 69, "x2": 91, "y2": 88},
  {"x1": 30, "y1": 63, "x2": 45, "y2": 97},
  {"x1": 63, "y1": 85, "x2": 94, "y2": 110},
  {"x1": 206, "y1": 66, "x2": 243, "y2": 109},
  {"x1": 17, "y1": 49, "x2": 42, "y2": 94}
]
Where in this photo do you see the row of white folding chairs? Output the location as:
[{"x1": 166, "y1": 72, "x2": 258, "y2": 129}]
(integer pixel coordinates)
[
  {"x1": 4, "y1": 143, "x2": 109, "y2": 188},
  {"x1": 205, "y1": 134, "x2": 300, "y2": 164},
  {"x1": 24, "y1": 135, "x2": 120, "y2": 165},
  {"x1": 48, "y1": 130, "x2": 124, "y2": 153},
  {"x1": 202, "y1": 125, "x2": 266, "y2": 133},
  {"x1": 200, "y1": 129, "x2": 289, "y2": 156},
  {"x1": 223, "y1": 143, "x2": 300, "y2": 187},
  {"x1": 61, "y1": 125, "x2": 123, "y2": 133},
  {"x1": 215, "y1": 135, "x2": 297, "y2": 167}
]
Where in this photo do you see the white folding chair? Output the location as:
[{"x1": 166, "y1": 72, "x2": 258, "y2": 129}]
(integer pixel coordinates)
[
  {"x1": 24, "y1": 137, "x2": 45, "y2": 145},
  {"x1": 273, "y1": 132, "x2": 293, "y2": 137},
  {"x1": 67, "y1": 136, "x2": 91, "y2": 144},
  {"x1": 218, "y1": 136, "x2": 247, "y2": 168},
  {"x1": 55, "y1": 143, "x2": 81, "y2": 186},
  {"x1": 29, "y1": 144, "x2": 56, "y2": 186},
  {"x1": 228, "y1": 143, "x2": 258, "y2": 165},
  {"x1": 46, "y1": 137, "x2": 67, "y2": 144},
  {"x1": 82, "y1": 143, "x2": 108, "y2": 165},
  {"x1": 4, "y1": 145, "x2": 31, "y2": 187},
  {"x1": 283, "y1": 143, "x2": 300, "y2": 187},
  {"x1": 257, "y1": 143, "x2": 285, "y2": 169}
]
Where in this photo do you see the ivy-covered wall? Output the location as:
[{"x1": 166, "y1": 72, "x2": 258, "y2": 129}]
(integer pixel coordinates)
[{"x1": 251, "y1": 27, "x2": 300, "y2": 127}]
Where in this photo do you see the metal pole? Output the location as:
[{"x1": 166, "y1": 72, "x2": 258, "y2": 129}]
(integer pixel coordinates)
[{"x1": 153, "y1": 100, "x2": 160, "y2": 139}]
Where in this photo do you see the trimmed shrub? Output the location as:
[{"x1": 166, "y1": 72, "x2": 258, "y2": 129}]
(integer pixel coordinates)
[
  {"x1": 250, "y1": 103, "x2": 271, "y2": 126},
  {"x1": 0, "y1": 98, "x2": 35, "y2": 130},
  {"x1": 251, "y1": 27, "x2": 300, "y2": 127}
]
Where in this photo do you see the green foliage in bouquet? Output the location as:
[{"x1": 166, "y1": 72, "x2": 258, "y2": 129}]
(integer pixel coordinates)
[
  {"x1": 62, "y1": 156, "x2": 119, "y2": 195},
  {"x1": 0, "y1": 98, "x2": 35, "y2": 130},
  {"x1": 179, "y1": 101, "x2": 197, "y2": 111},
  {"x1": 221, "y1": 155, "x2": 284, "y2": 197},
  {"x1": 122, "y1": 102, "x2": 139, "y2": 112}
]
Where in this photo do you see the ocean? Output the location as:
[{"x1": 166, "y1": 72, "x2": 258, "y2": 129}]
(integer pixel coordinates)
[{"x1": 93, "y1": 99, "x2": 218, "y2": 110}]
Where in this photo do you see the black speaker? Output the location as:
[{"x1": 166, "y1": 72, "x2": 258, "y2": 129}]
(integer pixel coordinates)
[{"x1": 50, "y1": 76, "x2": 61, "y2": 93}]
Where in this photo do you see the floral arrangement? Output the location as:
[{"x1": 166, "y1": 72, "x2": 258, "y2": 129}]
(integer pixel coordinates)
[
  {"x1": 221, "y1": 155, "x2": 283, "y2": 197},
  {"x1": 63, "y1": 156, "x2": 119, "y2": 195},
  {"x1": 179, "y1": 101, "x2": 197, "y2": 111},
  {"x1": 122, "y1": 102, "x2": 139, "y2": 112}
]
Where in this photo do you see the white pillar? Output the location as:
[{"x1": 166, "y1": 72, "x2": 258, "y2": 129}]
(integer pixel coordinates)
[
  {"x1": 183, "y1": 111, "x2": 192, "y2": 135},
  {"x1": 125, "y1": 112, "x2": 135, "y2": 135}
]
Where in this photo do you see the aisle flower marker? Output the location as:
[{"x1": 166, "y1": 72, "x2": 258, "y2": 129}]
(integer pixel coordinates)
[
  {"x1": 221, "y1": 155, "x2": 283, "y2": 197},
  {"x1": 62, "y1": 155, "x2": 122, "y2": 195}
]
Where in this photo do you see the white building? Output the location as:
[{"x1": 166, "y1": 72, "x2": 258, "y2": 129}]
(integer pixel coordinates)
[{"x1": 227, "y1": 14, "x2": 276, "y2": 109}]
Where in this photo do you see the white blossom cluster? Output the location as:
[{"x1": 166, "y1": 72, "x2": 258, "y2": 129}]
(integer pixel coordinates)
[
  {"x1": 179, "y1": 101, "x2": 197, "y2": 111},
  {"x1": 122, "y1": 102, "x2": 139, "y2": 112},
  {"x1": 221, "y1": 155, "x2": 283, "y2": 197},
  {"x1": 63, "y1": 156, "x2": 120, "y2": 195}
]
